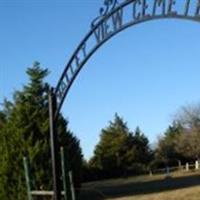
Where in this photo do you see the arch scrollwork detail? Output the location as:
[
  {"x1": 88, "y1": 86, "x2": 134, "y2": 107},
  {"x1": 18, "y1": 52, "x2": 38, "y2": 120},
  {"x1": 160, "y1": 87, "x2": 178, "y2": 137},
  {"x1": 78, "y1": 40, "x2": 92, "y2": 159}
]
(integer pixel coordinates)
[{"x1": 91, "y1": 0, "x2": 127, "y2": 28}]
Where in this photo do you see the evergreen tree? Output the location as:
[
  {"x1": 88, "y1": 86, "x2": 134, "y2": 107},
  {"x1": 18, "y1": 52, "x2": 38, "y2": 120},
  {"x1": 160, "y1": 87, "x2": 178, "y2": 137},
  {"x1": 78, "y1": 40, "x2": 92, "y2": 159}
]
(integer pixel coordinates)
[
  {"x1": 91, "y1": 114, "x2": 128, "y2": 173},
  {"x1": 155, "y1": 122, "x2": 184, "y2": 164},
  {"x1": 90, "y1": 114, "x2": 152, "y2": 178},
  {"x1": 0, "y1": 62, "x2": 82, "y2": 199},
  {"x1": 127, "y1": 127, "x2": 153, "y2": 165}
]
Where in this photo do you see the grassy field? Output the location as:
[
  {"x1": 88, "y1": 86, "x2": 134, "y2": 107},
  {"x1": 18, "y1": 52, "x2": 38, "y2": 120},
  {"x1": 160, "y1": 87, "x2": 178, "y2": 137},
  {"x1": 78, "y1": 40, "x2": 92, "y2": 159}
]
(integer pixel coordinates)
[
  {"x1": 110, "y1": 186, "x2": 200, "y2": 200},
  {"x1": 79, "y1": 171, "x2": 200, "y2": 200}
]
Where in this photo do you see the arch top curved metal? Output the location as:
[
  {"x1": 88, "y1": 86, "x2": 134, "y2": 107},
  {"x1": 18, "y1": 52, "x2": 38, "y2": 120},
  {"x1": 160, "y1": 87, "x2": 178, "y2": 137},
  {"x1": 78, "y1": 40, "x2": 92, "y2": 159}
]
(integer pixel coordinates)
[{"x1": 54, "y1": 0, "x2": 200, "y2": 117}]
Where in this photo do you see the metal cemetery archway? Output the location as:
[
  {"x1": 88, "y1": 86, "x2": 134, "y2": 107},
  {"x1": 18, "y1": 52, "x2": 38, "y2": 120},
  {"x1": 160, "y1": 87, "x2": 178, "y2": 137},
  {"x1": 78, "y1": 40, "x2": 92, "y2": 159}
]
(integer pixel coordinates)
[{"x1": 48, "y1": 0, "x2": 200, "y2": 199}]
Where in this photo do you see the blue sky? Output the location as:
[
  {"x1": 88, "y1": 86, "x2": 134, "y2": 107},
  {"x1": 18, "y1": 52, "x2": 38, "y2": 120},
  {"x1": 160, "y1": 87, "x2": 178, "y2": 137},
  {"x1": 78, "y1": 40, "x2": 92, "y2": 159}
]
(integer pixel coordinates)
[{"x1": 1, "y1": 0, "x2": 200, "y2": 159}]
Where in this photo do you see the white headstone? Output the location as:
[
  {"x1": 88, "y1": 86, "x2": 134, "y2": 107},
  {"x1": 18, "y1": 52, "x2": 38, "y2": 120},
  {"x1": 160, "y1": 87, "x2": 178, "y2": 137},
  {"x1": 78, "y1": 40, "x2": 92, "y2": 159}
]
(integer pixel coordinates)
[
  {"x1": 195, "y1": 160, "x2": 199, "y2": 170},
  {"x1": 186, "y1": 163, "x2": 189, "y2": 171},
  {"x1": 149, "y1": 170, "x2": 153, "y2": 176}
]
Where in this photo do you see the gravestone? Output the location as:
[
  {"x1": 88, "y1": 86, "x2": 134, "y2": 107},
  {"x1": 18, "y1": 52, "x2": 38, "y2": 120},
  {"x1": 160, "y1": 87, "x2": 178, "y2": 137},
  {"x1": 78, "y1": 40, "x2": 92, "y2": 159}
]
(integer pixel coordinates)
[
  {"x1": 195, "y1": 160, "x2": 199, "y2": 170},
  {"x1": 186, "y1": 163, "x2": 189, "y2": 171}
]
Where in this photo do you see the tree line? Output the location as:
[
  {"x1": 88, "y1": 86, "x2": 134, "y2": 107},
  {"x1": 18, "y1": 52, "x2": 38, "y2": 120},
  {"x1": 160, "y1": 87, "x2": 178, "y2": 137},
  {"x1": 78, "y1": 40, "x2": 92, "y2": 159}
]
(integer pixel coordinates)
[
  {"x1": 82, "y1": 106, "x2": 200, "y2": 182},
  {"x1": 1, "y1": 63, "x2": 200, "y2": 199}
]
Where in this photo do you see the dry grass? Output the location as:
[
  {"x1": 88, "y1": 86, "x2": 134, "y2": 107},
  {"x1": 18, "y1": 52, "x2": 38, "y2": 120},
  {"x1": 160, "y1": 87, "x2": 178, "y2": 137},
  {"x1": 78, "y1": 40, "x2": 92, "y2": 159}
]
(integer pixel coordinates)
[
  {"x1": 79, "y1": 171, "x2": 200, "y2": 200},
  {"x1": 111, "y1": 186, "x2": 200, "y2": 200}
]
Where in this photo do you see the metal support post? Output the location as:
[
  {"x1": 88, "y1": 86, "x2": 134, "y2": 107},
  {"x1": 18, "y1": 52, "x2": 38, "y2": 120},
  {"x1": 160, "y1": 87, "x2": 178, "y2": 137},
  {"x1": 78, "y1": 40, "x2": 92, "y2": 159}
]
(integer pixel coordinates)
[
  {"x1": 23, "y1": 157, "x2": 32, "y2": 200},
  {"x1": 49, "y1": 87, "x2": 61, "y2": 200},
  {"x1": 61, "y1": 147, "x2": 72, "y2": 200},
  {"x1": 69, "y1": 171, "x2": 76, "y2": 200}
]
